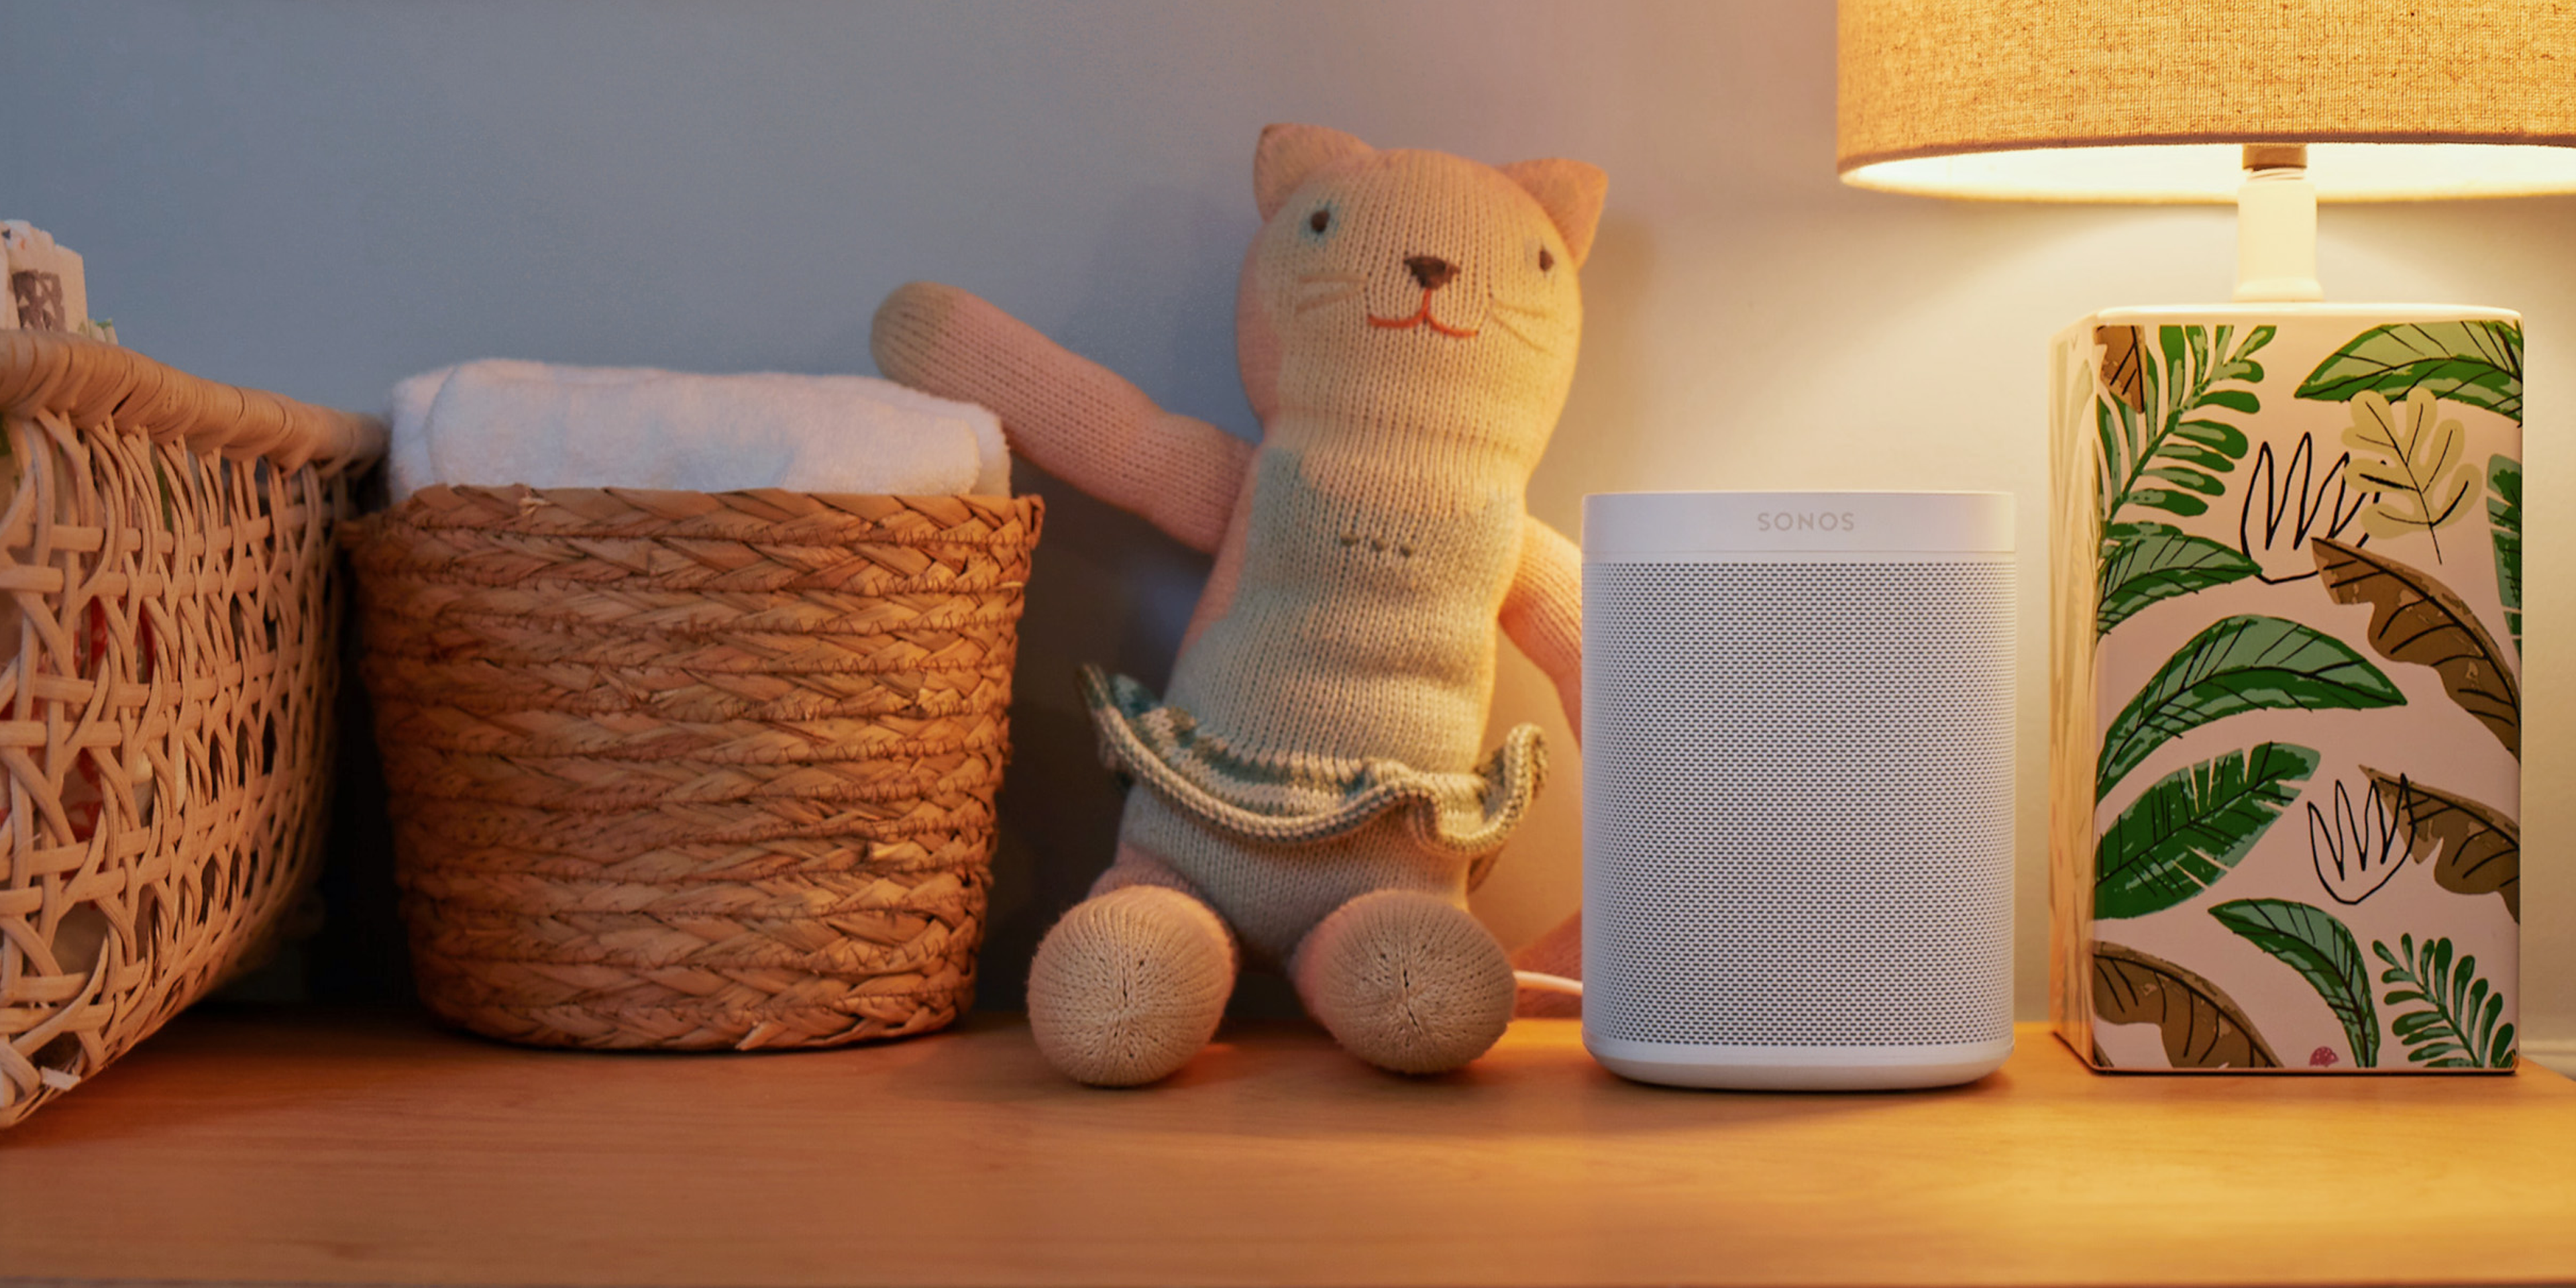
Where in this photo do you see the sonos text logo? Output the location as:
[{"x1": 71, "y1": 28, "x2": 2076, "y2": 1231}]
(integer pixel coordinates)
[{"x1": 1756, "y1": 511, "x2": 1859, "y2": 533}]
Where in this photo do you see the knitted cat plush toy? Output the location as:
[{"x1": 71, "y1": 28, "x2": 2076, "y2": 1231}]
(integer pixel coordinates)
[{"x1": 871, "y1": 123, "x2": 1597, "y2": 1085}]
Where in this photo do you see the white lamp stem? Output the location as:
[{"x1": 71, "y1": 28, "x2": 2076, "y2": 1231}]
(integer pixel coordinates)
[{"x1": 2235, "y1": 143, "x2": 2322, "y2": 302}]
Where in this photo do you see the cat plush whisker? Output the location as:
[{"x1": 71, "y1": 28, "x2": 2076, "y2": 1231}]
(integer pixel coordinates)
[
  {"x1": 1297, "y1": 271, "x2": 1368, "y2": 285},
  {"x1": 1487, "y1": 297, "x2": 1552, "y2": 319},
  {"x1": 1484, "y1": 311, "x2": 1551, "y2": 352},
  {"x1": 1295, "y1": 288, "x2": 1362, "y2": 314}
]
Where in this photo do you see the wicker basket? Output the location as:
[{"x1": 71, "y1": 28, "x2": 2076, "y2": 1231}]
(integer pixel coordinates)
[
  {"x1": 348, "y1": 486, "x2": 1042, "y2": 1051},
  {"x1": 0, "y1": 331, "x2": 382, "y2": 1128}
]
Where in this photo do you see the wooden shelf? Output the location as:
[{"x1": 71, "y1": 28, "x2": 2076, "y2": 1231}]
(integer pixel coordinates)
[{"x1": 5, "y1": 1008, "x2": 2576, "y2": 1287}]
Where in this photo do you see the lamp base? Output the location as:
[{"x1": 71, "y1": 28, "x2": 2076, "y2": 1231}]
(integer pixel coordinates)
[
  {"x1": 2050, "y1": 301, "x2": 2524, "y2": 1074},
  {"x1": 2235, "y1": 157, "x2": 2322, "y2": 303}
]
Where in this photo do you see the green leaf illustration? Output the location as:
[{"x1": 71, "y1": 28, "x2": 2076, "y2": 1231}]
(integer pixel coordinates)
[
  {"x1": 2211, "y1": 898, "x2": 2379, "y2": 1068},
  {"x1": 2374, "y1": 933, "x2": 2516, "y2": 1069},
  {"x1": 2097, "y1": 615, "x2": 2406, "y2": 798},
  {"x1": 2365, "y1": 769, "x2": 2520, "y2": 922},
  {"x1": 2092, "y1": 941, "x2": 2282, "y2": 1069},
  {"x1": 2097, "y1": 522, "x2": 2259, "y2": 635},
  {"x1": 2339, "y1": 388, "x2": 2475, "y2": 561},
  {"x1": 2489, "y1": 454, "x2": 2521, "y2": 652},
  {"x1": 2096, "y1": 743, "x2": 2319, "y2": 920},
  {"x1": 2339, "y1": 386, "x2": 2473, "y2": 559},
  {"x1": 2294, "y1": 320, "x2": 2524, "y2": 423},
  {"x1": 2096, "y1": 325, "x2": 2269, "y2": 529},
  {"x1": 2312, "y1": 539, "x2": 2519, "y2": 759}
]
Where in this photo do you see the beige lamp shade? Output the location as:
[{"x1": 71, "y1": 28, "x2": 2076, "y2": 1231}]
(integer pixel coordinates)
[{"x1": 1839, "y1": 0, "x2": 2576, "y2": 201}]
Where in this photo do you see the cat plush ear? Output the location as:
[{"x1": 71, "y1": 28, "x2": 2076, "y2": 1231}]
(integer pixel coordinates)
[
  {"x1": 1499, "y1": 158, "x2": 1607, "y2": 269},
  {"x1": 1254, "y1": 123, "x2": 1374, "y2": 221}
]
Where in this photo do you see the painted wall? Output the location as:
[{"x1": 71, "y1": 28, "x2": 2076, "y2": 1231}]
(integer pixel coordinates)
[{"x1": 11, "y1": 1, "x2": 2568, "y2": 1042}]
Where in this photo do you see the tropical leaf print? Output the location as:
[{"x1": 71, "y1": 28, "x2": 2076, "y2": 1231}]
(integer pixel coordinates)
[
  {"x1": 2295, "y1": 319, "x2": 2524, "y2": 424},
  {"x1": 2339, "y1": 388, "x2": 2476, "y2": 559},
  {"x1": 2096, "y1": 324, "x2": 2269, "y2": 529},
  {"x1": 2210, "y1": 898, "x2": 2379, "y2": 1068},
  {"x1": 2095, "y1": 743, "x2": 2318, "y2": 920},
  {"x1": 2098, "y1": 325, "x2": 2145, "y2": 411},
  {"x1": 2097, "y1": 521, "x2": 2258, "y2": 635},
  {"x1": 2237, "y1": 432, "x2": 2371, "y2": 584},
  {"x1": 2308, "y1": 777, "x2": 2407, "y2": 906},
  {"x1": 2092, "y1": 941, "x2": 2282, "y2": 1069},
  {"x1": 2096, "y1": 614, "x2": 2404, "y2": 799},
  {"x1": 2374, "y1": 933, "x2": 2516, "y2": 1069},
  {"x1": 2489, "y1": 454, "x2": 2522, "y2": 652},
  {"x1": 2364, "y1": 769, "x2": 2520, "y2": 922},
  {"x1": 2311, "y1": 539, "x2": 2519, "y2": 758}
]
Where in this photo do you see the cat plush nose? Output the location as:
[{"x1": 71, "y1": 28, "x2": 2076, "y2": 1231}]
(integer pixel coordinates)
[{"x1": 1403, "y1": 255, "x2": 1458, "y2": 291}]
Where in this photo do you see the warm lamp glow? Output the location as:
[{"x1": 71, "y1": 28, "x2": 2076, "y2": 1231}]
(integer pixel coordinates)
[
  {"x1": 1847, "y1": 142, "x2": 2576, "y2": 205},
  {"x1": 1839, "y1": 0, "x2": 2576, "y2": 204}
]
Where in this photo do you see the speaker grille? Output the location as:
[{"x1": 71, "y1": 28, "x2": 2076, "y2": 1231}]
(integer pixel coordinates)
[{"x1": 1584, "y1": 561, "x2": 2015, "y2": 1048}]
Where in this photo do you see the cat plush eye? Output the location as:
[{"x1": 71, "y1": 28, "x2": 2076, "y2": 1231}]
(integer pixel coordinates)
[
  {"x1": 1538, "y1": 246, "x2": 1555, "y2": 272},
  {"x1": 1309, "y1": 209, "x2": 1330, "y2": 233}
]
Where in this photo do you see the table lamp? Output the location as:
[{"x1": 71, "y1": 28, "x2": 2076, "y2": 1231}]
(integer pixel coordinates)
[{"x1": 1839, "y1": 0, "x2": 2566, "y2": 1073}]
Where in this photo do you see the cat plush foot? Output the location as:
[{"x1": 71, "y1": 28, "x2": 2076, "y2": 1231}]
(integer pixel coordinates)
[
  {"x1": 1027, "y1": 885, "x2": 1237, "y2": 1087},
  {"x1": 1292, "y1": 890, "x2": 1515, "y2": 1075}
]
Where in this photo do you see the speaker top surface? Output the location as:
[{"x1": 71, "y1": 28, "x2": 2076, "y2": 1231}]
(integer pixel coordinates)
[{"x1": 1583, "y1": 490, "x2": 2014, "y2": 560}]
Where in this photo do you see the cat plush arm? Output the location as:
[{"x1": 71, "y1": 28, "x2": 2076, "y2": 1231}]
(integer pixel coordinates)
[
  {"x1": 1499, "y1": 516, "x2": 1582, "y2": 732},
  {"x1": 1500, "y1": 515, "x2": 1587, "y2": 1018},
  {"x1": 872, "y1": 281, "x2": 1253, "y2": 553}
]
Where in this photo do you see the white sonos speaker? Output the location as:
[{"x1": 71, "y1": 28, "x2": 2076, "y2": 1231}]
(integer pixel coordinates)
[{"x1": 1580, "y1": 491, "x2": 2017, "y2": 1091}]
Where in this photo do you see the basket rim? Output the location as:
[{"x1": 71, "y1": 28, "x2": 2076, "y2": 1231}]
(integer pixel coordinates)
[
  {"x1": 0, "y1": 331, "x2": 384, "y2": 474},
  {"x1": 368, "y1": 486, "x2": 1044, "y2": 545}
]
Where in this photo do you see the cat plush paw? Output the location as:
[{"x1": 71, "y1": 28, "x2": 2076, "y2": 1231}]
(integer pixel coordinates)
[
  {"x1": 1292, "y1": 890, "x2": 1515, "y2": 1075},
  {"x1": 1027, "y1": 885, "x2": 1237, "y2": 1086}
]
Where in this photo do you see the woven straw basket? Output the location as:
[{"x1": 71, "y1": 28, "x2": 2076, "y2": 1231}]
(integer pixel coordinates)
[
  {"x1": 0, "y1": 332, "x2": 381, "y2": 1128},
  {"x1": 349, "y1": 486, "x2": 1042, "y2": 1051}
]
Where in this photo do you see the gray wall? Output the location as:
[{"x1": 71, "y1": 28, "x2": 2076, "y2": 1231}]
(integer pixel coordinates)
[{"x1": 11, "y1": 1, "x2": 2571, "y2": 1040}]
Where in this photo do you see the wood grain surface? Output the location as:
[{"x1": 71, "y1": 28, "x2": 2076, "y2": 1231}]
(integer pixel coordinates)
[{"x1": 4, "y1": 1008, "x2": 2574, "y2": 1287}]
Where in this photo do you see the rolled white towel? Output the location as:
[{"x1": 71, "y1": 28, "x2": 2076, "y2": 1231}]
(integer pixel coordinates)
[{"x1": 385, "y1": 359, "x2": 1010, "y2": 501}]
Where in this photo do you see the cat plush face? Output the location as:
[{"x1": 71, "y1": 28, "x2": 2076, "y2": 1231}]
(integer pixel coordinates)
[{"x1": 1235, "y1": 125, "x2": 1605, "y2": 464}]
